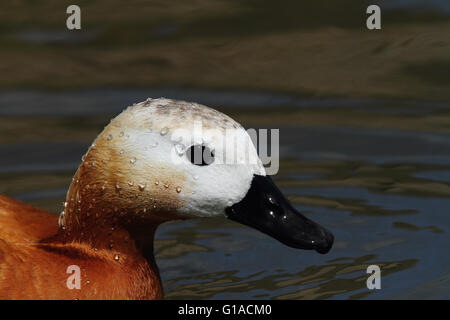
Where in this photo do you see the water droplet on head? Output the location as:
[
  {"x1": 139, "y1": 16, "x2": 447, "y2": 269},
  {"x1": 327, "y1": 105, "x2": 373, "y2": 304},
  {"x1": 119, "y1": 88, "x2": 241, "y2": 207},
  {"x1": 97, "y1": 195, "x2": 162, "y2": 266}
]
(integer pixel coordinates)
[
  {"x1": 175, "y1": 143, "x2": 185, "y2": 156},
  {"x1": 160, "y1": 127, "x2": 169, "y2": 136},
  {"x1": 119, "y1": 131, "x2": 124, "y2": 137},
  {"x1": 58, "y1": 211, "x2": 66, "y2": 229},
  {"x1": 138, "y1": 183, "x2": 146, "y2": 191},
  {"x1": 155, "y1": 181, "x2": 159, "y2": 186},
  {"x1": 107, "y1": 134, "x2": 113, "y2": 141},
  {"x1": 130, "y1": 157, "x2": 136, "y2": 164},
  {"x1": 193, "y1": 175, "x2": 199, "y2": 181},
  {"x1": 115, "y1": 183, "x2": 121, "y2": 191},
  {"x1": 114, "y1": 254, "x2": 120, "y2": 261},
  {"x1": 119, "y1": 149, "x2": 124, "y2": 155},
  {"x1": 164, "y1": 184, "x2": 169, "y2": 189},
  {"x1": 81, "y1": 154, "x2": 86, "y2": 161},
  {"x1": 92, "y1": 161, "x2": 96, "y2": 167},
  {"x1": 128, "y1": 181, "x2": 134, "y2": 186},
  {"x1": 151, "y1": 141, "x2": 159, "y2": 148},
  {"x1": 176, "y1": 187, "x2": 182, "y2": 193}
]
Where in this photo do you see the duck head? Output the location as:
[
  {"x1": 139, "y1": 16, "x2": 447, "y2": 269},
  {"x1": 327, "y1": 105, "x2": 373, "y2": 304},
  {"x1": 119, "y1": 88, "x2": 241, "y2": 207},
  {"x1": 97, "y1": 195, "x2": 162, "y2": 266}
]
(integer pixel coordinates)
[{"x1": 60, "y1": 98, "x2": 333, "y2": 254}]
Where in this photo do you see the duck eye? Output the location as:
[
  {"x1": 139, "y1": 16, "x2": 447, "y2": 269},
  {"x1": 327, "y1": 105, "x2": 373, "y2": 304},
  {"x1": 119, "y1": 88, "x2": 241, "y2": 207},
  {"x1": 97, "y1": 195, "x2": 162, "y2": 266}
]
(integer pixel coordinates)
[{"x1": 186, "y1": 145, "x2": 215, "y2": 166}]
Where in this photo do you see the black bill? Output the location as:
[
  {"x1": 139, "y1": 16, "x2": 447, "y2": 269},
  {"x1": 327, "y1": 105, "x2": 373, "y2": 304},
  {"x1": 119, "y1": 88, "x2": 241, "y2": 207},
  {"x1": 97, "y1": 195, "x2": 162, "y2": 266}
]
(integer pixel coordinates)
[{"x1": 225, "y1": 175, "x2": 334, "y2": 254}]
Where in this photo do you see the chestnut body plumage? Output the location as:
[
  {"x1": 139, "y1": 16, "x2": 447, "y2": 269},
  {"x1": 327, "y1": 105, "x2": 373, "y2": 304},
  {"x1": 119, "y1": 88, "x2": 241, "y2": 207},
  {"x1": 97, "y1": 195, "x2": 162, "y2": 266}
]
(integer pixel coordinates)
[{"x1": 0, "y1": 195, "x2": 162, "y2": 299}]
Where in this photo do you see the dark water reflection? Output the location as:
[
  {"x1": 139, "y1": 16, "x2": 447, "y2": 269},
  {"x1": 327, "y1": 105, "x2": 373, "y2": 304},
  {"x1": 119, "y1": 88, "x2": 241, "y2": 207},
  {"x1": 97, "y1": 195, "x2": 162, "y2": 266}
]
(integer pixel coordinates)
[{"x1": 0, "y1": 88, "x2": 448, "y2": 299}]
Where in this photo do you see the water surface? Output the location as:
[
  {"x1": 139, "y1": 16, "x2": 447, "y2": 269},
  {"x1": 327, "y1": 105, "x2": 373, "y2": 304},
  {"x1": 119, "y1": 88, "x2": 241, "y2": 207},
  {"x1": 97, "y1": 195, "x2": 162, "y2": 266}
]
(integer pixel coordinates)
[{"x1": 1, "y1": 88, "x2": 449, "y2": 299}]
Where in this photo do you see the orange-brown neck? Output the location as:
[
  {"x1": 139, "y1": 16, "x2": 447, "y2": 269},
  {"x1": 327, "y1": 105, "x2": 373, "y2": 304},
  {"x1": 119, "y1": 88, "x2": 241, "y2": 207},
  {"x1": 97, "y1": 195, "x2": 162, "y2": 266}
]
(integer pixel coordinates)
[
  {"x1": 57, "y1": 143, "x2": 184, "y2": 247},
  {"x1": 40, "y1": 166, "x2": 173, "y2": 299},
  {"x1": 42, "y1": 132, "x2": 189, "y2": 299},
  {"x1": 52, "y1": 159, "x2": 176, "y2": 260}
]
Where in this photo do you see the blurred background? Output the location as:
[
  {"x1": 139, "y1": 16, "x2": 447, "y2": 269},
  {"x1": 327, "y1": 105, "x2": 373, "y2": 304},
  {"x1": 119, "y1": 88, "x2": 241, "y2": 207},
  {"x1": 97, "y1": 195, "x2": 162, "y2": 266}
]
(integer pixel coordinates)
[{"x1": 0, "y1": 0, "x2": 449, "y2": 299}]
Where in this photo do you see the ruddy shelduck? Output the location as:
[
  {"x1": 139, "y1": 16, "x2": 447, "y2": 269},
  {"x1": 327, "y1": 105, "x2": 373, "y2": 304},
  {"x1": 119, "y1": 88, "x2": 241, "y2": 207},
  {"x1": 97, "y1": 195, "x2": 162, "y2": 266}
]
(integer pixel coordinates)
[{"x1": 0, "y1": 98, "x2": 333, "y2": 299}]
